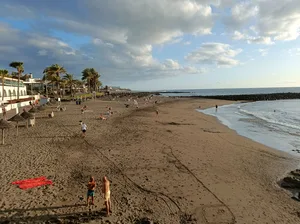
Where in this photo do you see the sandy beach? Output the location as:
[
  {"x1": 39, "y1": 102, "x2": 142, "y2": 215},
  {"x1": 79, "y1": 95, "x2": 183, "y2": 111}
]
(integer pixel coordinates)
[{"x1": 1, "y1": 97, "x2": 300, "y2": 224}]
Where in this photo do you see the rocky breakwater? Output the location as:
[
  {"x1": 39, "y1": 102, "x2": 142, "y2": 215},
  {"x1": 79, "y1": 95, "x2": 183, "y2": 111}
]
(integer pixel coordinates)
[
  {"x1": 194, "y1": 92, "x2": 300, "y2": 101},
  {"x1": 281, "y1": 170, "x2": 300, "y2": 189},
  {"x1": 280, "y1": 169, "x2": 300, "y2": 201}
]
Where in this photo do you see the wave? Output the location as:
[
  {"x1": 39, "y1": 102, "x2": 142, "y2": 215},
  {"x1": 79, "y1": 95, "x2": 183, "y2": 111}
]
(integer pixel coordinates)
[{"x1": 239, "y1": 109, "x2": 300, "y2": 131}]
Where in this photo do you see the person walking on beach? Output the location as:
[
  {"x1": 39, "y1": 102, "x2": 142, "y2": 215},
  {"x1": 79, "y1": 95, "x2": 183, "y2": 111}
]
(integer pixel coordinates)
[
  {"x1": 1, "y1": 104, "x2": 7, "y2": 120},
  {"x1": 215, "y1": 104, "x2": 218, "y2": 112},
  {"x1": 87, "y1": 176, "x2": 96, "y2": 206},
  {"x1": 102, "y1": 176, "x2": 112, "y2": 216},
  {"x1": 81, "y1": 122, "x2": 87, "y2": 137}
]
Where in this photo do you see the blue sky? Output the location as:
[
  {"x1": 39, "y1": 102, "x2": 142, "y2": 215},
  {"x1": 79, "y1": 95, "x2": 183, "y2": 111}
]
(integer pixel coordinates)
[{"x1": 0, "y1": 0, "x2": 299, "y2": 90}]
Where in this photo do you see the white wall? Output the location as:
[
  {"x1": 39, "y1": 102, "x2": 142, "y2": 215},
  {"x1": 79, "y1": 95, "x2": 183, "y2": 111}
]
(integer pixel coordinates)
[
  {"x1": 0, "y1": 94, "x2": 41, "y2": 114},
  {"x1": 0, "y1": 85, "x2": 27, "y2": 101}
]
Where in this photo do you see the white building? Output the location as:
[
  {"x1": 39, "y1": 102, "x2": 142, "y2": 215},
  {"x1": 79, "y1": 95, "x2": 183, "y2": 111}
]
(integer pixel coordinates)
[{"x1": 0, "y1": 77, "x2": 28, "y2": 102}]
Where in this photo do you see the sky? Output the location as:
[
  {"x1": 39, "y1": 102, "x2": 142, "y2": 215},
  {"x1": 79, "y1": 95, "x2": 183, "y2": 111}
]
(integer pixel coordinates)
[{"x1": 0, "y1": 0, "x2": 299, "y2": 91}]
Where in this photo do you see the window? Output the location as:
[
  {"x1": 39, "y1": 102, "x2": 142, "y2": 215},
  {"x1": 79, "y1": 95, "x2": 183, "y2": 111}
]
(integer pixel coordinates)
[
  {"x1": 9, "y1": 90, "x2": 12, "y2": 97},
  {"x1": 13, "y1": 90, "x2": 16, "y2": 96},
  {"x1": 3, "y1": 90, "x2": 7, "y2": 97}
]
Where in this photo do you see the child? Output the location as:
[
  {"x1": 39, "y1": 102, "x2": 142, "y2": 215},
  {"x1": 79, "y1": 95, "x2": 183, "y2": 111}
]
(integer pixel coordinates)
[
  {"x1": 87, "y1": 176, "x2": 96, "y2": 205},
  {"x1": 81, "y1": 122, "x2": 87, "y2": 137}
]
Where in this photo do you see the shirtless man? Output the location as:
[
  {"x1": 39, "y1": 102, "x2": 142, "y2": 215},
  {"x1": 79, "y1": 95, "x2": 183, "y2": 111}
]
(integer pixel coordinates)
[
  {"x1": 87, "y1": 176, "x2": 96, "y2": 205},
  {"x1": 102, "y1": 176, "x2": 112, "y2": 216}
]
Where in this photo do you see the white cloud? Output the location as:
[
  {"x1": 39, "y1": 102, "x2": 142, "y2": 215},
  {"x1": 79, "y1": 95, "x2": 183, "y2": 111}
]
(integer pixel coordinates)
[
  {"x1": 0, "y1": 1, "x2": 215, "y2": 82},
  {"x1": 247, "y1": 36, "x2": 274, "y2": 45},
  {"x1": 232, "y1": 31, "x2": 246, "y2": 40},
  {"x1": 37, "y1": 49, "x2": 48, "y2": 56},
  {"x1": 44, "y1": 0, "x2": 214, "y2": 46},
  {"x1": 224, "y1": 1, "x2": 258, "y2": 29},
  {"x1": 185, "y1": 42, "x2": 242, "y2": 67},
  {"x1": 0, "y1": 0, "x2": 299, "y2": 84},
  {"x1": 288, "y1": 48, "x2": 300, "y2": 56},
  {"x1": 258, "y1": 49, "x2": 268, "y2": 56},
  {"x1": 226, "y1": 0, "x2": 300, "y2": 42},
  {"x1": 231, "y1": 31, "x2": 274, "y2": 45}
]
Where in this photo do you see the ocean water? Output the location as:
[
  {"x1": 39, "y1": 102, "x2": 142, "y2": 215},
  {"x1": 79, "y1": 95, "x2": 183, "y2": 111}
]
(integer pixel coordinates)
[
  {"x1": 160, "y1": 87, "x2": 300, "y2": 97},
  {"x1": 200, "y1": 99, "x2": 300, "y2": 156}
]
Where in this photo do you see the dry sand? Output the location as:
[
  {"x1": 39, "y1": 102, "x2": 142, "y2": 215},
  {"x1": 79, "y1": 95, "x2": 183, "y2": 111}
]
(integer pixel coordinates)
[{"x1": 0, "y1": 97, "x2": 300, "y2": 224}]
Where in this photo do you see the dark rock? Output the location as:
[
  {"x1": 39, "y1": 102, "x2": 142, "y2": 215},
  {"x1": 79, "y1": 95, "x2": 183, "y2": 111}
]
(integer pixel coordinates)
[
  {"x1": 190, "y1": 92, "x2": 300, "y2": 101},
  {"x1": 281, "y1": 176, "x2": 300, "y2": 188},
  {"x1": 291, "y1": 169, "x2": 300, "y2": 177}
]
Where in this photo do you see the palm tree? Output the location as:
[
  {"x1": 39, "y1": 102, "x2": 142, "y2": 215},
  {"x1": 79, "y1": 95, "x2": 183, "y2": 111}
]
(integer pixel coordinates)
[
  {"x1": 63, "y1": 74, "x2": 76, "y2": 97},
  {"x1": 82, "y1": 68, "x2": 93, "y2": 93},
  {"x1": 74, "y1": 79, "x2": 84, "y2": 94},
  {"x1": 0, "y1": 69, "x2": 9, "y2": 101},
  {"x1": 91, "y1": 70, "x2": 101, "y2": 91},
  {"x1": 43, "y1": 64, "x2": 66, "y2": 96},
  {"x1": 82, "y1": 68, "x2": 101, "y2": 92},
  {"x1": 9, "y1": 62, "x2": 24, "y2": 100}
]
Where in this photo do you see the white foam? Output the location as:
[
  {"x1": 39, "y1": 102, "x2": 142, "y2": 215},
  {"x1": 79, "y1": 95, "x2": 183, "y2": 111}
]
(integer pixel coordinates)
[{"x1": 200, "y1": 99, "x2": 300, "y2": 156}]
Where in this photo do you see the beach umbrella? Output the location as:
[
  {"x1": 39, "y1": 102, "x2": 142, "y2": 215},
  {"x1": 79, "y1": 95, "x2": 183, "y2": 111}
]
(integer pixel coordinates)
[
  {"x1": 28, "y1": 107, "x2": 38, "y2": 113},
  {"x1": 0, "y1": 119, "x2": 12, "y2": 145},
  {"x1": 20, "y1": 111, "x2": 34, "y2": 129},
  {"x1": 8, "y1": 114, "x2": 25, "y2": 136},
  {"x1": 37, "y1": 105, "x2": 46, "y2": 111}
]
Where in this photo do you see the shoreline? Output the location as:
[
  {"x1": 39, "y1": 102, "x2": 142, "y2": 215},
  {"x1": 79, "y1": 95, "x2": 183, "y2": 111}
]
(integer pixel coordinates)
[
  {"x1": 197, "y1": 101, "x2": 300, "y2": 192},
  {"x1": 199, "y1": 101, "x2": 300, "y2": 159},
  {"x1": 1, "y1": 97, "x2": 300, "y2": 223}
]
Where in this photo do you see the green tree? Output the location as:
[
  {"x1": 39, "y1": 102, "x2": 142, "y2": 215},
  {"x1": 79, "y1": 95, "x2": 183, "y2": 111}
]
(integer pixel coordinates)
[
  {"x1": 0, "y1": 69, "x2": 9, "y2": 101},
  {"x1": 63, "y1": 73, "x2": 76, "y2": 97},
  {"x1": 43, "y1": 64, "x2": 67, "y2": 96},
  {"x1": 9, "y1": 62, "x2": 24, "y2": 100},
  {"x1": 81, "y1": 68, "x2": 101, "y2": 92}
]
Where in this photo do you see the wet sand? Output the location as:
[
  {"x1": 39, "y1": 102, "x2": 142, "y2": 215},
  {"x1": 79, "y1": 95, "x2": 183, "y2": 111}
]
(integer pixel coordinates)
[{"x1": 1, "y1": 97, "x2": 300, "y2": 224}]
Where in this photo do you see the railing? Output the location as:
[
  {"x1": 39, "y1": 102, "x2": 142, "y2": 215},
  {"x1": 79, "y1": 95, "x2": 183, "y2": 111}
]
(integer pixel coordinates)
[{"x1": 0, "y1": 79, "x2": 25, "y2": 87}]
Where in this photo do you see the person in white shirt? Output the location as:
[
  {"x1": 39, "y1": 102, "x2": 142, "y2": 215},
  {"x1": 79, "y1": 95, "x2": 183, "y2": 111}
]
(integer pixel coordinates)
[{"x1": 81, "y1": 122, "x2": 87, "y2": 137}]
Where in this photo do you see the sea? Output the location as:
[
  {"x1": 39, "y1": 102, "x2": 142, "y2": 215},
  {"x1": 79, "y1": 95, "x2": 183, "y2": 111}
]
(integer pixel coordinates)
[{"x1": 161, "y1": 87, "x2": 300, "y2": 156}]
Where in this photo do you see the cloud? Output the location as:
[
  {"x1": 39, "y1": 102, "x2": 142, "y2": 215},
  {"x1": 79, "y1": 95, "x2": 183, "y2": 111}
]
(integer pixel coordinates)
[
  {"x1": 232, "y1": 31, "x2": 246, "y2": 40},
  {"x1": 258, "y1": 49, "x2": 268, "y2": 56},
  {"x1": 288, "y1": 48, "x2": 300, "y2": 56},
  {"x1": 0, "y1": 0, "x2": 299, "y2": 86},
  {"x1": 247, "y1": 36, "x2": 274, "y2": 45},
  {"x1": 183, "y1": 41, "x2": 191, "y2": 45},
  {"x1": 224, "y1": 1, "x2": 258, "y2": 29},
  {"x1": 231, "y1": 31, "x2": 274, "y2": 45},
  {"x1": 0, "y1": 0, "x2": 216, "y2": 83},
  {"x1": 185, "y1": 42, "x2": 242, "y2": 67},
  {"x1": 225, "y1": 0, "x2": 300, "y2": 42},
  {"x1": 20, "y1": 0, "x2": 214, "y2": 46}
]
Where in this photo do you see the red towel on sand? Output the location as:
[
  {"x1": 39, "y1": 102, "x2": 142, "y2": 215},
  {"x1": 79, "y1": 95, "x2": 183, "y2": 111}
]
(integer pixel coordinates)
[{"x1": 12, "y1": 176, "x2": 53, "y2": 189}]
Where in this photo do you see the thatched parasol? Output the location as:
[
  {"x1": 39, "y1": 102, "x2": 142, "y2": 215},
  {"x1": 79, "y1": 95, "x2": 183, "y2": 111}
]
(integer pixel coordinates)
[
  {"x1": 8, "y1": 114, "x2": 25, "y2": 136},
  {"x1": 20, "y1": 111, "x2": 34, "y2": 129},
  {"x1": 37, "y1": 105, "x2": 46, "y2": 111},
  {"x1": 28, "y1": 107, "x2": 38, "y2": 113},
  {"x1": 0, "y1": 119, "x2": 12, "y2": 144},
  {"x1": 20, "y1": 111, "x2": 34, "y2": 119}
]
